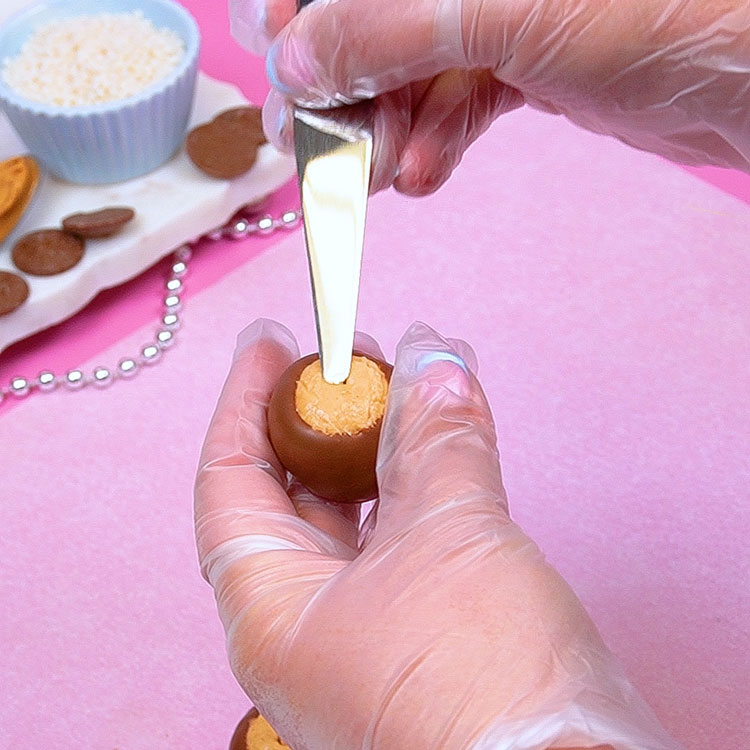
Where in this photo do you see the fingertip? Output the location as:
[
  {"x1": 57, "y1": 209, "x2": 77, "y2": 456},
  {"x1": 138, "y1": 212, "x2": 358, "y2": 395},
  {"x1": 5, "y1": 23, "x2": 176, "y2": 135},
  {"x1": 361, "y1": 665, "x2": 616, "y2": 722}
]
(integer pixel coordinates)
[
  {"x1": 353, "y1": 330, "x2": 386, "y2": 361},
  {"x1": 367, "y1": 89, "x2": 413, "y2": 194},
  {"x1": 374, "y1": 322, "x2": 506, "y2": 534},
  {"x1": 446, "y1": 337, "x2": 479, "y2": 375},
  {"x1": 230, "y1": 0, "x2": 298, "y2": 57},
  {"x1": 265, "y1": 0, "x2": 298, "y2": 37},
  {"x1": 368, "y1": 151, "x2": 400, "y2": 195},
  {"x1": 376, "y1": 322, "x2": 477, "y2": 478},
  {"x1": 266, "y1": 0, "x2": 451, "y2": 107},
  {"x1": 415, "y1": 350, "x2": 469, "y2": 375},
  {"x1": 386, "y1": 321, "x2": 491, "y2": 437},
  {"x1": 262, "y1": 89, "x2": 295, "y2": 153},
  {"x1": 394, "y1": 148, "x2": 453, "y2": 197},
  {"x1": 234, "y1": 317, "x2": 298, "y2": 363},
  {"x1": 393, "y1": 321, "x2": 472, "y2": 387},
  {"x1": 413, "y1": 353, "x2": 473, "y2": 400},
  {"x1": 267, "y1": 28, "x2": 329, "y2": 106},
  {"x1": 395, "y1": 71, "x2": 523, "y2": 198},
  {"x1": 229, "y1": 0, "x2": 271, "y2": 56},
  {"x1": 265, "y1": 41, "x2": 293, "y2": 96}
]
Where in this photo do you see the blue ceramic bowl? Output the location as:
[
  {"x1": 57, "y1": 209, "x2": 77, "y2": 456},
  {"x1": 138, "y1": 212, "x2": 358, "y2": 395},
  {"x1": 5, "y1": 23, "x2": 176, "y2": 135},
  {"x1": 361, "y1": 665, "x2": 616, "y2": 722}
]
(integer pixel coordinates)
[{"x1": 0, "y1": 0, "x2": 200, "y2": 184}]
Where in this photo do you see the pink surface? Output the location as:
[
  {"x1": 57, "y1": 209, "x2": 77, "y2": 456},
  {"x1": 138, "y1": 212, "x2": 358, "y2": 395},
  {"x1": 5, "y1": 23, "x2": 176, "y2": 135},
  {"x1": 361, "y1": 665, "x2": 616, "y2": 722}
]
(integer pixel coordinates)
[
  {"x1": 683, "y1": 164, "x2": 750, "y2": 205},
  {"x1": 2, "y1": 104, "x2": 749, "y2": 749}
]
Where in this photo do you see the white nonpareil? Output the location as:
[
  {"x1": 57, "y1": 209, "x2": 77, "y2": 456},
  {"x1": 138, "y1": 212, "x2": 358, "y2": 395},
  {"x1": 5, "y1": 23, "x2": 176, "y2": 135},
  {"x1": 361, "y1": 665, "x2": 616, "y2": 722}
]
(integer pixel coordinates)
[{"x1": 2, "y1": 11, "x2": 184, "y2": 107}]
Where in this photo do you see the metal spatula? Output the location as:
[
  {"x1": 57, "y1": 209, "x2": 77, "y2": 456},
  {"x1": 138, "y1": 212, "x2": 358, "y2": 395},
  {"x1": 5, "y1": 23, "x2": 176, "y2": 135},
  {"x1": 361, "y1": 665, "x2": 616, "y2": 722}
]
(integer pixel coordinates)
[{"x1": 293, "y1": 0, "x2": 373, "y2": 384}]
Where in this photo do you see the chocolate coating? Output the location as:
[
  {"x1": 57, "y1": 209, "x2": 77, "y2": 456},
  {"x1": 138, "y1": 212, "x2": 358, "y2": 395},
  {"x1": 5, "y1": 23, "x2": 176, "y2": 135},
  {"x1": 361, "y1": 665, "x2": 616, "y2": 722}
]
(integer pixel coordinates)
[
  {"x1": 229, "y1": 708, "x2": 256, "y2": 750},
  {"x1": 268, "y1": 352, "x2": 392, "y2": 503},
  {"x1": 230, "y1": 708, "x2": 290, "y2": 750}
]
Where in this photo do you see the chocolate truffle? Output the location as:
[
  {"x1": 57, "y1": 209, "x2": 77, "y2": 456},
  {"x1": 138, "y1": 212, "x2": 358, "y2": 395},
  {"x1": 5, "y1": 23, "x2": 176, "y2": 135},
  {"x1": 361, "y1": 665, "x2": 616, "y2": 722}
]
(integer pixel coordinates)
[
  {"x1": 268, "y1": 352, "x2": 392, "y2": 503},
  {"x1": 230, "y1": 708, "x2": 290, "y2": 750}
]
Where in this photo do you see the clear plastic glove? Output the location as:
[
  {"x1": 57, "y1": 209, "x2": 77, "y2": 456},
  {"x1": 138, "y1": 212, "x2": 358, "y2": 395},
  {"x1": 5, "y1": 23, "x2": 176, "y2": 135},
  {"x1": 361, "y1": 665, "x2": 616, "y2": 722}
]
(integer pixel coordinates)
[
  {"x1": 230, "y1": 0, "x2": 750, "y2": 195},
  {"x1": 195, "y1": 318, "x2": 682, "y2": 750}
]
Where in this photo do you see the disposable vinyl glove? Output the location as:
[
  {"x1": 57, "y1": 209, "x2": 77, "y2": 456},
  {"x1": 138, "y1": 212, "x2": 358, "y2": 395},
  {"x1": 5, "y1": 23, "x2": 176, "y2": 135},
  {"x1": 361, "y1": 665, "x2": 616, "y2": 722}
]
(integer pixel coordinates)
[
  {"x1": 195, "y1": 318, "x2": 683, "y2": 750},
  {"x1": 231, "y1": 0, "x2": 750, "y2": 194}
]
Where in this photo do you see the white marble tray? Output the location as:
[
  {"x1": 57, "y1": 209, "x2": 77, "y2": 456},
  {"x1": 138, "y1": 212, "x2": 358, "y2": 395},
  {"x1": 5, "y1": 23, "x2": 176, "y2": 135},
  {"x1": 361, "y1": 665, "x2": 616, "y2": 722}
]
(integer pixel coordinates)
[{"x1": 0, "y1": 72, "x2": 295, "y2": 353}]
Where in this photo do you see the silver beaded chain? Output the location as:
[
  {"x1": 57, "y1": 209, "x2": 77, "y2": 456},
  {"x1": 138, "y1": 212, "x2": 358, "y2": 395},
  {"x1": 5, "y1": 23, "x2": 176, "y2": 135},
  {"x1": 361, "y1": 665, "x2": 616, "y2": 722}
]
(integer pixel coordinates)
[{"x1": 0, "y1": 206, "x2": 302, "y2": 404}]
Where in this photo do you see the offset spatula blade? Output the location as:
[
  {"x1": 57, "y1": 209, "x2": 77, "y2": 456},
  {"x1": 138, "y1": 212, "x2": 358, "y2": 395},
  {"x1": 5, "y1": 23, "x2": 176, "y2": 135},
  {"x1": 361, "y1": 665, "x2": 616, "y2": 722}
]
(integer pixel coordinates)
[{"x1": 294, "y1": 107, "x2": 372, "y2": 384}]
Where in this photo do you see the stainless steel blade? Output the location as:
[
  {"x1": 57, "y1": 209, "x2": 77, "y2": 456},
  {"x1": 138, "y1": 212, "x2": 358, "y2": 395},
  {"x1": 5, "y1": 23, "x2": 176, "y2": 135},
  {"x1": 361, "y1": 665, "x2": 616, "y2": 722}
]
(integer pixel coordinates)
[{"x1": 294, "y1": 106, "x2": 372, "y2": 384}]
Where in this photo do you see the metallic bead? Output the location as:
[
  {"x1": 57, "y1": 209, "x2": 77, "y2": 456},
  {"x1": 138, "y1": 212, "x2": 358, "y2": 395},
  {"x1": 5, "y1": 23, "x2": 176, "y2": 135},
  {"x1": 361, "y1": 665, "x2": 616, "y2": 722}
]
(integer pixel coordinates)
[
  {"x1": 175, "y1": 245, "x2": 193, "y2": 262},
  {"x1": 230, "y1": 219, "x2": 249, "y2": 239},
  {"x1": 170, "y1": 260, "x2": 187, "y2": 278},
  {"x1": 92, "y1": 366, "x2": 113, "y2": 387},
  {"x1": 10, "y1": 376, "x2": 30, "y2": 397},
  {"x1": 281, "y1": 210, "x2": 300, "y2": 228},
  {"x1": 207, "y1": 229, "x2": 223, "y2": 241},
  {"x1": 166, "y1": 278, "x2": 182, "y2": 293},
  {"x1": 141, "y1": 344, "x2": 161, "y2": 364},
  {"x1": 162, "y1": 312, "x2": 180, "y2": 330},
  {"x1": 164, "y1": 294, "x2": 181, "y2": 312},
  {"x1": 65, "y1": 369, "x2": 85, "y2": 389},
  {"x1": 36, "y1": 371, "x2": 57, "y2": 392},
  {"x1": 257, "y1": 215, "x2": 274, "y2": 233},
  {"x1": 118, "y1": 358, "x2": 138, "y2": 378},
  {"x1": 156, "y1": 329, "x2": 175, "y2": 348}
]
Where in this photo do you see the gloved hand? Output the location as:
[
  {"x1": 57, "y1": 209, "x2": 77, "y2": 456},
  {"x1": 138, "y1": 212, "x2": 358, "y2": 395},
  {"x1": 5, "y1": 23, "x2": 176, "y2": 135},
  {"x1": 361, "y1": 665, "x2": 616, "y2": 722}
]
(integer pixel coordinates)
[
  {"x1": 195, "y1": 318, "x2": 682, "y2": 750},
  {"x1": 230, "y1": 0, "x2": 750, "y2": 195}
]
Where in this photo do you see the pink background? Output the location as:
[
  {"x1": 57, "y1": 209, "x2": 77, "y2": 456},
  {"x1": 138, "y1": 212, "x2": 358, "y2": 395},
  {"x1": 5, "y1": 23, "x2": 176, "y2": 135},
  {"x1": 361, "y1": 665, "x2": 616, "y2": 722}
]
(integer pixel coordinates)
[{"x1": 2, "y1": 2, "x2": 749, "y2": 749}]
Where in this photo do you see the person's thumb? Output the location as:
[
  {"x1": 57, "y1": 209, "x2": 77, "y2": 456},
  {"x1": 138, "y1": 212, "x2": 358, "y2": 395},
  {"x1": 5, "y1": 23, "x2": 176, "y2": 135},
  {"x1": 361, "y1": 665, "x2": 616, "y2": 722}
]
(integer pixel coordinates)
[
  {"x1": 266, "y1": 0, "x2": 479, "y2": 107},
  {"x1": 372, "y1": 322, "x2": 509, "y2": 541}
]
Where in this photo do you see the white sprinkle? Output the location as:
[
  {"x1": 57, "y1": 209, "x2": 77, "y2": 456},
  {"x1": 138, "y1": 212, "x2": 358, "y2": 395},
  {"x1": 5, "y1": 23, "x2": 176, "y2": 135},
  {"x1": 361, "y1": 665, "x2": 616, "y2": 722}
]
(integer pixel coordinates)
[{"x1": 2, "y1": 11, "x2": 185, "y2": 107}]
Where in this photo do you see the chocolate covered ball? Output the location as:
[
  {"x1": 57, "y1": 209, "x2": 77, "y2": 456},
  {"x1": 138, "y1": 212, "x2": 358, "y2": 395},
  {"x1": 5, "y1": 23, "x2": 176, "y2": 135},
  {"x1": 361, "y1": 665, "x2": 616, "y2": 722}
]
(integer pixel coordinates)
[
  {"x1": 229, "y1": 708, "x2": 290, "y2": 750},
  {"x1": 268, "y1": 352, "x2": 392, "y2": 503}
]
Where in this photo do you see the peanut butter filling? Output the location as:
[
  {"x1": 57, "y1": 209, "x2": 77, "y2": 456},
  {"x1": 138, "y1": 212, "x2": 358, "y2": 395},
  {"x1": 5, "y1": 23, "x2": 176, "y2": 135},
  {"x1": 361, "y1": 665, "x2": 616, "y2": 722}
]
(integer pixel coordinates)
[
  {"x1": 295, "y1": 355, "x2": 388, "y2": 436},
  {"x1": 246, "y1": 714, "x2": 290, "y2": 749}
]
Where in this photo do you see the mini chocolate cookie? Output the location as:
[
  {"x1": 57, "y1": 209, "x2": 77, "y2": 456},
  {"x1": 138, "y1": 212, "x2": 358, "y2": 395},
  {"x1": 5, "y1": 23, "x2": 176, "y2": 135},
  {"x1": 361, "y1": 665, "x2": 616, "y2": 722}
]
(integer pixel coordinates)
[
  {"x1": 0, "y1": 270, "x2": 30, "y2": 315},
  {"x1": 62, "y1": 206, "x2": 135, "y2": 238},
  {"x1": 214, "y1": 106, "x2": 266, "y2": 142},
  {"x1": 186, "y1": 106, "x2": 266, "y2": 179},
  {"x1": 12, "y1": 229, "x2": 84, "y2": 276}
]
